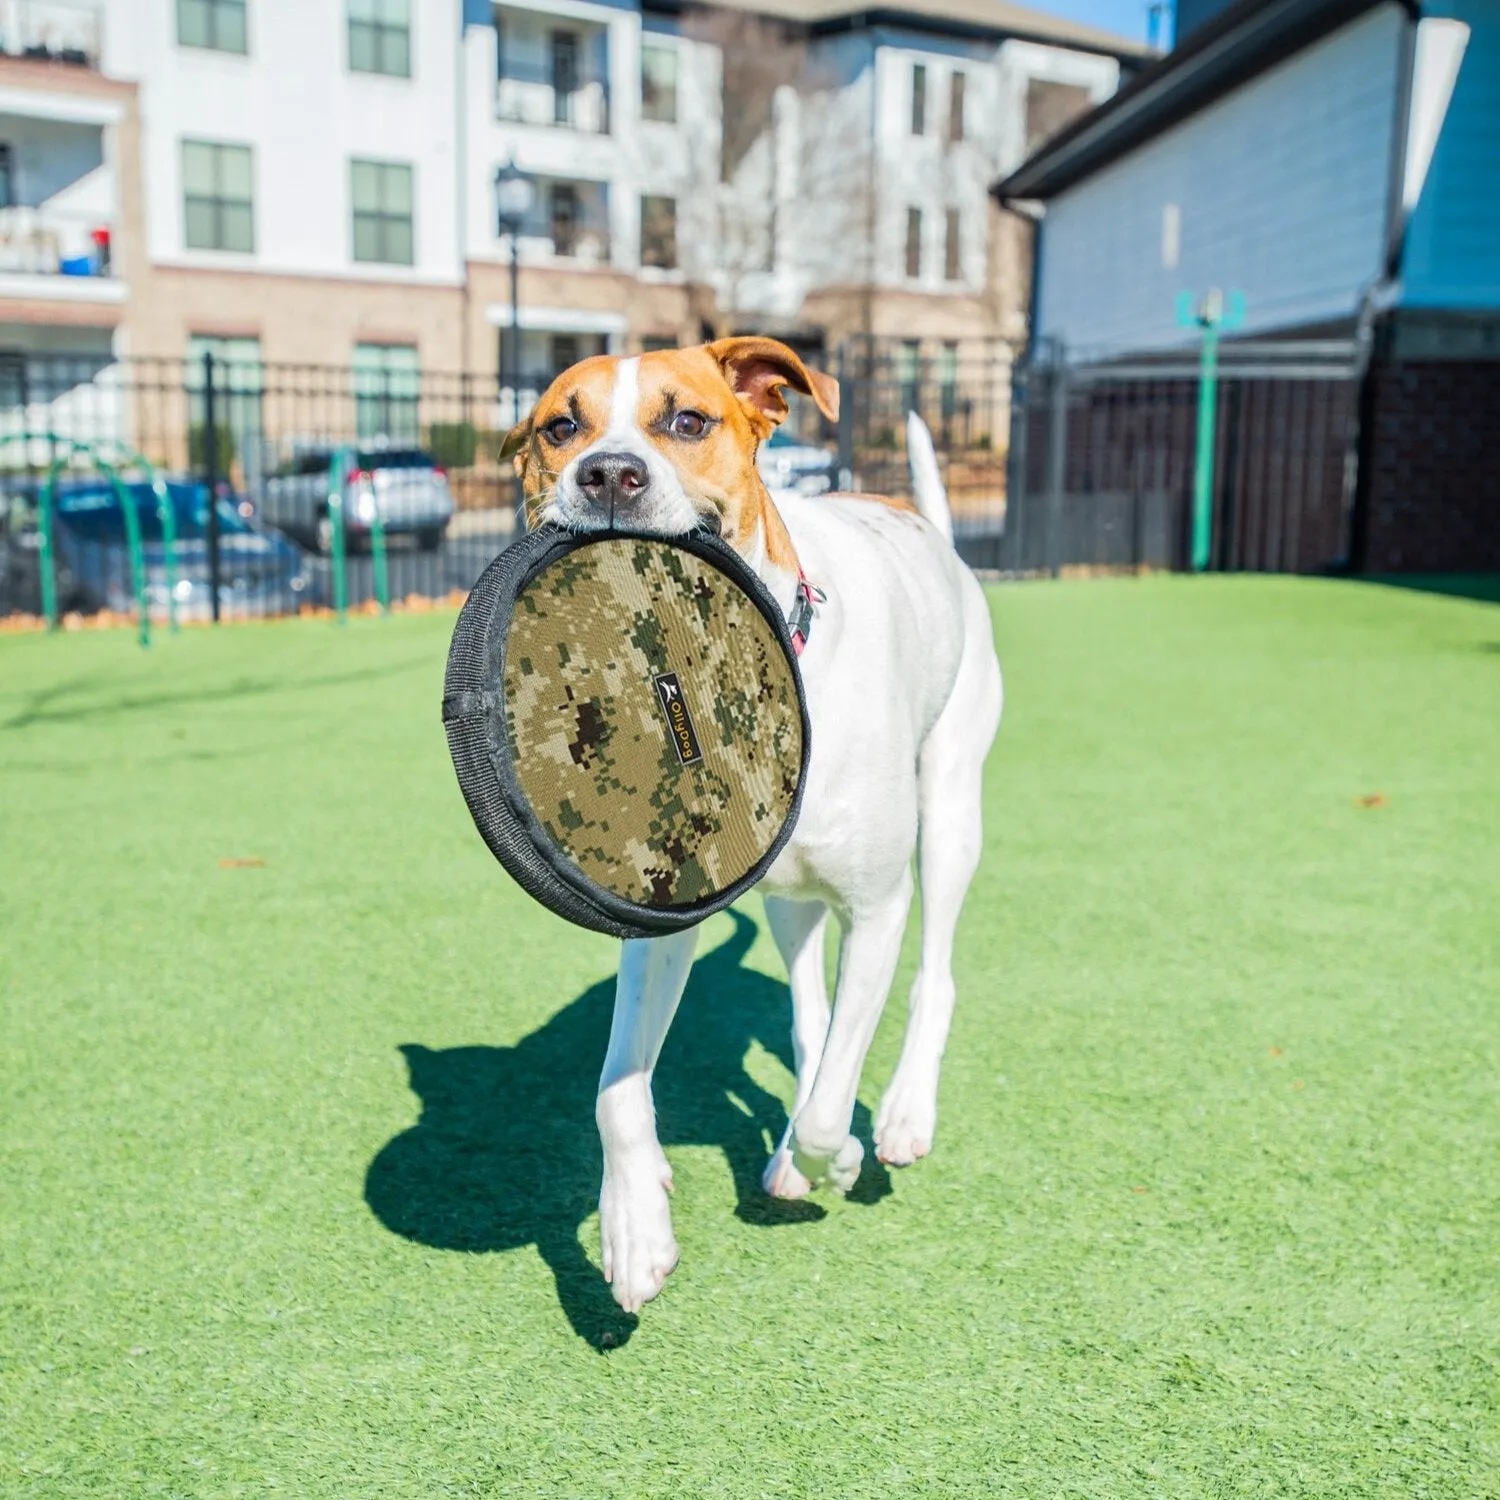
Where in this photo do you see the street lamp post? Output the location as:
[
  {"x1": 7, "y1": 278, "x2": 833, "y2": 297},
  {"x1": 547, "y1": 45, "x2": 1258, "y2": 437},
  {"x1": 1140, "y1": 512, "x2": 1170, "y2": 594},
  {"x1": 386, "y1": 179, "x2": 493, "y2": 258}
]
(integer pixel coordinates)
[{"x1": 495, "y1": 159, "x2": 537, "y2": 538}]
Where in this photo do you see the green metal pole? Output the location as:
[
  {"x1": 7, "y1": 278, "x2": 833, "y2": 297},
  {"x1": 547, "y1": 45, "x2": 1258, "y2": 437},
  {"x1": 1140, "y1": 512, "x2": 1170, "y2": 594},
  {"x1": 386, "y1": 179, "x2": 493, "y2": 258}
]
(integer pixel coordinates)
[
  {"x1": 97, "y1": 445, "x2": 179, "y2": 633},
  {"x1": 328, "y1": 445, "x2": 350, "y2": 625},
  {"x1": 38, "y1": 463, "x2": 58, "y2": 630},
  {"x1": 93, "y1": 456, "x2": 149, "y2": 647},
  {"x1": 0, "y1": 430, "x2": 63, "y2": 628},
  {"x1": 1191, "y1": 320, "x2": 1220, "y2": 573},
  {"x1": 8, "y1": 434, "x2": 175, "y2": 641}
]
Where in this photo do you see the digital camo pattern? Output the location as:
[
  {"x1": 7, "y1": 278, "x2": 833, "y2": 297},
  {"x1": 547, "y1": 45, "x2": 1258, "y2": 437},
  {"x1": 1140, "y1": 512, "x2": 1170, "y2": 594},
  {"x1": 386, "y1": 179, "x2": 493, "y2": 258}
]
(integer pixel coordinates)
[{"x1": 502, "y1": 537, "x2": 804, "y2": 908}]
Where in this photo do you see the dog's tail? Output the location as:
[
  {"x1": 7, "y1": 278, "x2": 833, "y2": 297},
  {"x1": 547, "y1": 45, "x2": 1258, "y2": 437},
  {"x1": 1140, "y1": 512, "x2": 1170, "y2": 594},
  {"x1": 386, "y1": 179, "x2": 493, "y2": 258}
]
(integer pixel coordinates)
[{"x1": 906, "y1": 412, "x2": 953, "y2": 543}]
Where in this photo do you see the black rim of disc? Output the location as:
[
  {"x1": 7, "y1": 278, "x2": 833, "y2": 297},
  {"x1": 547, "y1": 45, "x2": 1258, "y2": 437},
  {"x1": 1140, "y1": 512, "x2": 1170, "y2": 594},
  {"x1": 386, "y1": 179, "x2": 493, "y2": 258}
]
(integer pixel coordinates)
[{"x1": 442, "y1": 523, "x2": 812, "y2": 939}]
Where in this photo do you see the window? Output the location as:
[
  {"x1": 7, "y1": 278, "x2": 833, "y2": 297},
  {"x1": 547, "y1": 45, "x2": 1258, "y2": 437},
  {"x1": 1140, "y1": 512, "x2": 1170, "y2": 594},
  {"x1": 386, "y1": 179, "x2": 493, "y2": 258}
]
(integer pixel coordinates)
[
  {"x1": 549, "y1": 182, "x2": 578, "y2": 256},
  {"x1": 354, "y1": 343, "x2": 420, "y2": 442},
  {"x1": 944, "y1": 208, "x2": 961, "y2": 281},
  {"x1": 640, "y1": 194, "x2": 677, "y2": 270},
  {"x1": 551, "y1": 30, "x2": 579, "y2": 125},
  {"x1": 641, "y1": 335, "x2": 677, "y2": 352},
  {"x1": 550, "y1": 334, "x2": 583, "y2": 379},
  {"x1": 186, "y1": 334, "x2": 263, "y2": 476},
  {"x1": 905, "y1": 206, "x2": 922, "y2": 278},
  {"x1": 938, "y1": 340, "x2": 959, "y2": 418},
  {"x1": 898, "y1": 338, "x2": 921, "y2": 412},
  {"x1": 947, "y1": 71, "x2": 965, "y2": 141},
  {"x1": 351, "y1": 159, "x2": 414, "y2": 265},
  {"x1": 177, "y1": 0, "x2": 247, "y2": 53},
  {"x1": 910, "y1": 63, "x2": 926, "y2": 135},
  {"x1": 0, "y1": 145, "x2": 13, "y2": 210},
  {"x1": 641, "y1": 43, "x2": 678, "y2": 123},
  {"x1": 349, "y1": 0, "x2": 409, "y2": 78},
  {"x1": 182, "y1": 141, "x2": 254, "y2": 253}
]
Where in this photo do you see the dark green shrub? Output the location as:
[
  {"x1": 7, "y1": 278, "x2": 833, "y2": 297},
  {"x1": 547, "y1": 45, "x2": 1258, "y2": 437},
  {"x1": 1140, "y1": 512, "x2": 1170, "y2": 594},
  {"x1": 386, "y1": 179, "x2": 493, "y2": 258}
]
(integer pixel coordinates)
[
  {"x1": 188, "y1": 423, "x2": 236, "y2": 473},
  {"x1": 426, "y1": 421, "x2": 479, "y2": 470}
]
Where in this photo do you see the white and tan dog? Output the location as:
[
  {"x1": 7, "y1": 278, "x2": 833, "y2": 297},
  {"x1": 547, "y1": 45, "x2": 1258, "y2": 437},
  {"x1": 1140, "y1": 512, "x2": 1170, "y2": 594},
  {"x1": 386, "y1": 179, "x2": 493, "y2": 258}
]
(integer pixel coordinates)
[{"x1": 503, "y1": 337, "x2": 1002, "y2": 1313}]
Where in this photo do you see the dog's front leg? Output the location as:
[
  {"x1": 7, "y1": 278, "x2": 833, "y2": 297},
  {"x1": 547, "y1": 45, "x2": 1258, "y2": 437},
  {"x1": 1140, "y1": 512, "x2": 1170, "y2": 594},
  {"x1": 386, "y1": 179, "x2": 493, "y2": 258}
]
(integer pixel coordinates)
[
  {"x1": 597, "y1": 929, "x2": 697, "y2": 1313},
  {"x1": 790, "y1": 873, "x2": 913, "y2": 1193}
]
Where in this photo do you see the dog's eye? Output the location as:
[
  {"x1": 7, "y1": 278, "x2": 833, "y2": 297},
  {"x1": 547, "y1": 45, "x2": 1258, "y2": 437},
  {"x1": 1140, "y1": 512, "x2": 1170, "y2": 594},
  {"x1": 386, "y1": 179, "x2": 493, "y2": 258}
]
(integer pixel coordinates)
[
  {"x1": 670, "y1": 410, "x2": 709, "y2": 439},
  {"x1": 542, "y1": 415, "x2": 578, "y2": 445}
]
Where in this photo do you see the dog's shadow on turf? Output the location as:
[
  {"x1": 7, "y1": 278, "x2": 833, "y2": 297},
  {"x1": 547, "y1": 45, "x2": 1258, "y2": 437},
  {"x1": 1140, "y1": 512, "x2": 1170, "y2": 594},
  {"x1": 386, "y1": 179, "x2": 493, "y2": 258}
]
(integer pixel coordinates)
[{"x1": 364, "y1": 909, "x2": 891, "y2": 1350}]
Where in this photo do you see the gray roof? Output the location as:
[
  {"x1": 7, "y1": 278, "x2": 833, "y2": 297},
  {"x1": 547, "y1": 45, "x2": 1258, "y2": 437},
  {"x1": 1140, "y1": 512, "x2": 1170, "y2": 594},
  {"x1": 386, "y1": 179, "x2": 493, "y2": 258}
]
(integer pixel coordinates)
[{"x1": 667, "y1": 0, "x2": 1155, "y2": 61}]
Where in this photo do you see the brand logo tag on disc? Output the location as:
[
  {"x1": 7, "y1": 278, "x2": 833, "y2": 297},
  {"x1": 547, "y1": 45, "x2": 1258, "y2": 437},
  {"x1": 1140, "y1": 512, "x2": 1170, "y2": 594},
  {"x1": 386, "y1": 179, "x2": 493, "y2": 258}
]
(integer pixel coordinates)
[{"x1": 653, "y1": 671, "x2": 704, "y2": 766}]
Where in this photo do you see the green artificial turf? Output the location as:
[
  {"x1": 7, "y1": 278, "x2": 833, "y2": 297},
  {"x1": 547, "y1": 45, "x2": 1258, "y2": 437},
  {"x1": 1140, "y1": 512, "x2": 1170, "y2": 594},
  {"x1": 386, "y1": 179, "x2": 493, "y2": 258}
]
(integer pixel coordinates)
[{"x1": 1, "y1": 576, "x2": 1496, "y2": 1497}]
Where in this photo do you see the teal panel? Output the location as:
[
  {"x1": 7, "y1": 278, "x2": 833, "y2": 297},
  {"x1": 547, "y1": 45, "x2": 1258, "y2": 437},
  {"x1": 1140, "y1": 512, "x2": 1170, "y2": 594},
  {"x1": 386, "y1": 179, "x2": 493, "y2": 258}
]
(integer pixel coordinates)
[{"x1": 1402, "y1": 0, "x2": 1500, "y2": 307}]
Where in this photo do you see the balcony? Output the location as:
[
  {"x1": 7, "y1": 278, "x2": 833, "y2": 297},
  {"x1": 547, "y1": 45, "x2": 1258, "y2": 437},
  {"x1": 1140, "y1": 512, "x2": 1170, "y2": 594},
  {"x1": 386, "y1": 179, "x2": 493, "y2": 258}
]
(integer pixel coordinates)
[
  {"x1": 496, "y1": 60, "x2": 609, "y2": 134},
  {"x1": 0, "y1": 205, "x2": 112, "y2": 279},
  {"x1": 0, "y1": 103, "x2": 120, "y2": 302},
  {"x1": 513, "y1": 177, "x2": 610, "y2": 266},
  {"x1": 0, "y1": 0, "x2": 101, "y2": 69},
  {"x1": 494, "y1": 9, "x2": 609, "y2": 134}
]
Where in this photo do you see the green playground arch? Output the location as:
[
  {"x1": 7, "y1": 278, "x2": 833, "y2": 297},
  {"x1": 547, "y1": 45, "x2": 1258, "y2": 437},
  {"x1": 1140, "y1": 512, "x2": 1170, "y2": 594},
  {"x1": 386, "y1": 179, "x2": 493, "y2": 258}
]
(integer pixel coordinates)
[
  {"x1": 4, "y1": 437, "x2": 395, "y2": 643},
  {"x1": 0, "y1": 432, "x2": 180, "y2": 648}
]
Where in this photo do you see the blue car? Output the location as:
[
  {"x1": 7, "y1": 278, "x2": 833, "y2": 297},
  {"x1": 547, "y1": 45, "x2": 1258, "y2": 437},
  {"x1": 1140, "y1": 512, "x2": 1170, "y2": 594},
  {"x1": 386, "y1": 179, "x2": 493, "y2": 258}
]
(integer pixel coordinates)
[{"x1": 1, "y1": 477, "x2": 315, "y2": 620}]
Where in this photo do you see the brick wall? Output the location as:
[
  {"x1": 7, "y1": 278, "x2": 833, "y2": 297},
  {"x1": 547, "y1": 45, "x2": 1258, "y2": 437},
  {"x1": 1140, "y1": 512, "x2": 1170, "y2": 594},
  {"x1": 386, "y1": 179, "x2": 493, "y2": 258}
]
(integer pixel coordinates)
[{"x1": 1359, "y1": 360, "x2": 1500, "y2": 573}]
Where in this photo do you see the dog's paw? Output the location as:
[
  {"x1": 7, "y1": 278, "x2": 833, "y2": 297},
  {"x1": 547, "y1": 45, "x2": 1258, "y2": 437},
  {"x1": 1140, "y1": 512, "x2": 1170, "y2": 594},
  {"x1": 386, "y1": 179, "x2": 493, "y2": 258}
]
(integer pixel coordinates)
[
  {"x1": 874, "y1": 1080, "x2": 937, "y2": 1166},
  {"x1": 791, "y1": 1130, "x2": 865, "y2": 1195},
  {"x1": 599, "y1": 1158, "x2": 678, "y2": 1314},
  {"x1": 762, "y1": 1143, "x2": 813, "y2": 1200}
]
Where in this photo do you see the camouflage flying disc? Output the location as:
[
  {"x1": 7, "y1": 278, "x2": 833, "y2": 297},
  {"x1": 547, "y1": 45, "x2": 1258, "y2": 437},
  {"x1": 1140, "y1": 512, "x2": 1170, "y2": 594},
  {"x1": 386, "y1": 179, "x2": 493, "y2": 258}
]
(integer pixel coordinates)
[{"x1": 442, "y1": 524, "x2": 810, "y2": 939}]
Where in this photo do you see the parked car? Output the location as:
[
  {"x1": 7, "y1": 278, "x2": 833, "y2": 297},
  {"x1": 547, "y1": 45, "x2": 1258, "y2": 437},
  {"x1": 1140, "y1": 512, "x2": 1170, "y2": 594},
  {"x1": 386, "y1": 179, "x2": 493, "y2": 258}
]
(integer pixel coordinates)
[
  {"x1": 260, "y1": 445, "x2": 455, "y2": 552},
  {"x1": 757, "y1": 426, "x2": 839, "y2": 497},
  {"x1": 0, "y1": 477, "x2": 314, "y2": 620}
]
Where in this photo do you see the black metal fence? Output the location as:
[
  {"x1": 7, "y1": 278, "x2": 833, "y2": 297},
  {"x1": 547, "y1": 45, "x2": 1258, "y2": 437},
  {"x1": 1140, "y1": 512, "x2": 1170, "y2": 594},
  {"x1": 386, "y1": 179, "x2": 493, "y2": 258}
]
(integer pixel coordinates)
[
  {"x1": 0, "y1": 343, "x2": 1021, "y2": 630},
  {"x1": 1005, "y1": 338, "x2": 1364, "y2": 574},
  {"x1": 0, "y1": 335, "x2": 1376, "y2": 632},
  {"x1": 830, "y1": 336, "x2": 1013, "y2": 570},
  {"x1": 0, "y1": 354, "x2": 525, "y2": 625}
]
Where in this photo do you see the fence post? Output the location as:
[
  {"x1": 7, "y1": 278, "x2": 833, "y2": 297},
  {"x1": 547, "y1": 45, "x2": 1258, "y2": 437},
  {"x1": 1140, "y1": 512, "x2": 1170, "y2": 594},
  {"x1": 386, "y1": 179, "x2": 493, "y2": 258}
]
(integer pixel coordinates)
[
  {"x1": 200, "y1": 349, "x2": 222, "y2": 623},
  {"x1": 835, "y1": 342, "x2": 854, "y2": 490},
  {"x1": 370, "y1": 490, "x2": 390, "y2": 616},
  {"x1": 1045, "y1": 341, "x2": 1069, "y2": 576},
  {"x1": 1006, "y1": 362, "x2": 1028, "y2": 572},
  {"x1": 149, "y1": 472, "x2": 179, "y2": 633}
]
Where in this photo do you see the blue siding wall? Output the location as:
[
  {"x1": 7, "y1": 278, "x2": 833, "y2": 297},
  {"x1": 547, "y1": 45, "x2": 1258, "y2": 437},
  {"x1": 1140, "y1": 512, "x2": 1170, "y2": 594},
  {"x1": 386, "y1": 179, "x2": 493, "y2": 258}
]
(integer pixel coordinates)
[
  {"x1": 1036, "y1": 5, "x2": 1405, "y2": 356},
  {"x1": 1402, "y1": 0, "x2": 1500, "y2": 307}
]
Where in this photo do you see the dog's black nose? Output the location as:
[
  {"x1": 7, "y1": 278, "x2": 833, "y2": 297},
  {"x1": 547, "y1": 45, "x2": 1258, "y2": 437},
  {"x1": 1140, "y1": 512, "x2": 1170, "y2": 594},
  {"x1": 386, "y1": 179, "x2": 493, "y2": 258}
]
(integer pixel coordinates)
[{"x1": 578, "y1": 451, "x2": 651, "y2": 510}]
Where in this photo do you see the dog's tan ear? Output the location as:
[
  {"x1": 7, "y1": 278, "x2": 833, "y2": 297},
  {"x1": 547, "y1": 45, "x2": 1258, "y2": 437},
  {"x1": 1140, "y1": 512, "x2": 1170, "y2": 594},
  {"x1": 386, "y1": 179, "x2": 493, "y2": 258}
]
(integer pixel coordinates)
[
  {"x1": 709, "y1": 337, "x2": 840, "y2": 432},
  {"x1": 499, "y1": 415, "x2": 532, "y2": 473}
]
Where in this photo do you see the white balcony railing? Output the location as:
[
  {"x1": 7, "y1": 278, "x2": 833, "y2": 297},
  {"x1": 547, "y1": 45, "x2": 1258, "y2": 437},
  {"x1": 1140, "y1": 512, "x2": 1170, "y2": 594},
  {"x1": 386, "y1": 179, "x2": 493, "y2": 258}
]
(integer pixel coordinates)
[
  {"x1": 0, "y1": 205, "x2": 113, "y2": 278},
  {"x1": 519, "y1": 224, "x2": 610, "y2": 266},
  {"x1": 496, "y1": 71, "x2": 610, "y2": 134},
  {"x1": 0, "y1": 0, "x2": 101, "y2": 66}
]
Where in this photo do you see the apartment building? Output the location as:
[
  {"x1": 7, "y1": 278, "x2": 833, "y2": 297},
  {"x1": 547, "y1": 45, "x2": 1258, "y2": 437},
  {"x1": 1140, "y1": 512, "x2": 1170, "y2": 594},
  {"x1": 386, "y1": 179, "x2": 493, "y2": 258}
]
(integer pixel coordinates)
[{"x1": 0, "y1": 0, "x2": 1147, "y2": 411}]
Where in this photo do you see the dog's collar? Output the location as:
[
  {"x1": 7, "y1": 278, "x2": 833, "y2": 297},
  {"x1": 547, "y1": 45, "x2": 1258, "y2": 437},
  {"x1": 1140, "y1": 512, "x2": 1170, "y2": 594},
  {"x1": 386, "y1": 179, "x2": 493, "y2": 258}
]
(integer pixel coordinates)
[{"x1": 788, "y1": 570, "x2": 825, "y2": 658}]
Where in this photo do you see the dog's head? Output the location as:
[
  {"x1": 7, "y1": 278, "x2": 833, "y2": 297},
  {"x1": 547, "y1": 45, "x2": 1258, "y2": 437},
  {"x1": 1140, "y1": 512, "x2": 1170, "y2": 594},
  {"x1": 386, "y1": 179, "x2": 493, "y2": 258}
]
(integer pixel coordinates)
[{"x1": 502, "y1": 337, "x2": 839, "y2": 561}]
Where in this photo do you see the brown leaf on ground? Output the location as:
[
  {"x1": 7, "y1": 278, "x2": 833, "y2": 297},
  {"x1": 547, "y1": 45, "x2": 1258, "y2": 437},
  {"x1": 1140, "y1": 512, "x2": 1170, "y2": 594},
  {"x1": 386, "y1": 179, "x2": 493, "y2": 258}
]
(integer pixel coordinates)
[
  {"x1": 1355, "y1": 792, "x2": 1388, "y2": 808},
  {"x1": 1270, "y1": 1046, "x2": 1284, "y2": 1056},
  {"x1": 1131, "y1": 1185, "x2": 1149, "y2": 1194},
  {"x1": 1292, "y1": 1080, "x2": 1305, "y2": 1090},
  {"x1": 218, "y1": 857, "x2": 266, "y2": 869}
]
